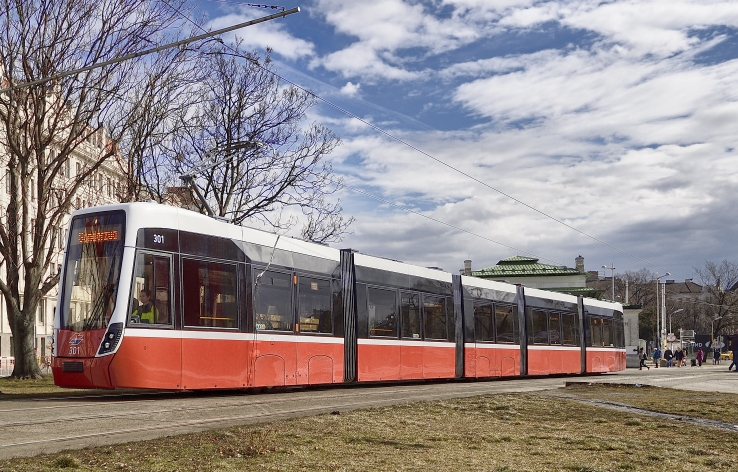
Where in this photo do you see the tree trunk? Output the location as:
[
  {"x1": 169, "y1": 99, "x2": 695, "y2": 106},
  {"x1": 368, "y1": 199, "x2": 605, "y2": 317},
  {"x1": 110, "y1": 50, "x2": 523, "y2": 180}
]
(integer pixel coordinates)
[{"x1": 10, "y1": 305, "x2": 43, "y2": 379}]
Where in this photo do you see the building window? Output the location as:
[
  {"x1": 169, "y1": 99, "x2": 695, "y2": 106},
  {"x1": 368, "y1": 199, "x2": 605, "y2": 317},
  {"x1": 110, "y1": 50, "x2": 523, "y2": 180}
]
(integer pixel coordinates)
[
  {"x1": 76, "y1": 162, "x2": 81, "y2": 176},
  {"x1": 64, "y1": 159, "x2": 70, "y2": 178},
  {"x1": 106, "y1": 177, "x2": 111, "y2": 197}
]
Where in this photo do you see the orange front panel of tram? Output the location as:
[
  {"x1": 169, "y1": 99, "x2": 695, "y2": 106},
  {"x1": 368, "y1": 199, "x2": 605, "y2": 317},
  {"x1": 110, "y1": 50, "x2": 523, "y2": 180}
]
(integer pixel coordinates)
[{"x1": 109, "y1": 335, "x2": 182, "y2": 389}]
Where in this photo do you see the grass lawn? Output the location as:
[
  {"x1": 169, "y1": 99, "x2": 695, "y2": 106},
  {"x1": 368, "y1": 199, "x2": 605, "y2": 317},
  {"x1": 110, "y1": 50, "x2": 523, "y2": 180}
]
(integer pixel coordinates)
[
  {"x1": 562, "y1": 382, "x2": 738, "y2": 424},
  {"x1": 2, "y1": 385, "x2": 737, "y2": 471}
]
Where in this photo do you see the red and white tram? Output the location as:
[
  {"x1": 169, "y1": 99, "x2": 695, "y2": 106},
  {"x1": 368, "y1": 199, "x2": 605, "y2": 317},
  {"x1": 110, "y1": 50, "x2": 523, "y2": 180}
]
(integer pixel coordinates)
[{"x1": 53, "y1": 203, "x2": 625, "y2": 390}]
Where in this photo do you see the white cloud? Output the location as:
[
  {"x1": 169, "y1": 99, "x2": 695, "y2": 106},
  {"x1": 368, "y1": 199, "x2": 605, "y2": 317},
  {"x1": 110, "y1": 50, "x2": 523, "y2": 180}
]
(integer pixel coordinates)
[
  {"x1": 339, "y1": 81, "x2": 361, "y2": 96},
  {"x1": 208, "y1": 12, "x2": 316, "y2": 60},
  {"x1": 206, "y1": 0, "x2": 738, "y2": 277},
  {"x1": 311, "y1": 0, "x2": 479, "y2": 80}
]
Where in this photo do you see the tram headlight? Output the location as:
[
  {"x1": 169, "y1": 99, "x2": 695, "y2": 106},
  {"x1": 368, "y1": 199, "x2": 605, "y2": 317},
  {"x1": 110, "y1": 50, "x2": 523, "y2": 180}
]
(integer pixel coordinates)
[{"x1": 98, "y1": 322, "x2": 124, "y2": 355}]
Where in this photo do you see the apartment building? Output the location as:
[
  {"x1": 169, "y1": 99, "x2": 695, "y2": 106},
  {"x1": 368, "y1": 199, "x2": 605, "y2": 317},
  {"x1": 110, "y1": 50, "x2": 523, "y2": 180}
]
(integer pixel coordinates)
[{"x1": 0, "y1": 128, "x2": 126, "y2": 360}]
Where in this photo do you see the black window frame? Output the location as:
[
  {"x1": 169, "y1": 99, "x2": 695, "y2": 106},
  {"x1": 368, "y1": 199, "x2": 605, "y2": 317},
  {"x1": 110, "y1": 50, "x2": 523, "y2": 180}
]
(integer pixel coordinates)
[
  {"x1": 296, "y1": 273, "x2": 334, "y2": 336},
  {"x1": 181, "y1": 256, "x2": 241, "y2": 331},
  {"x1": 400, "y1": 291, "x2": 422, "y2": 340},
  {"x1": 473, "y1": 298, "x2": 495, "y2": 343},
  {"x1": 529, "y1": 308, "x2": 549, "y2": 345},
  {"x1": 423, "y1": 294, "x2": 448, "y2": 341},
  {"x1": 252, "y1": 266, "x2": 294, "y2": 333},
  {"x1": 127, "y1": 249, "x2": 174, "y2": 329},
  {"x1": 561, "y1": 312, "x2": 579, "y2": 346},
  {"x1": 367, "y1": 285, "x2": 399, "y2": 338},
  {"x1": 494, "y1": 303, "x2": 519, "y2": 344},
  {"x1": 548, "y1": 311, "x2": 563, "y2": 345}
]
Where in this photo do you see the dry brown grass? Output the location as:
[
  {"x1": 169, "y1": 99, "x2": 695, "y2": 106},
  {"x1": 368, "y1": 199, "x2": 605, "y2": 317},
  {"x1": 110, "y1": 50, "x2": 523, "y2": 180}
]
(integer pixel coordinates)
[
  {"x1": 0, "y1": 376, "x2": 72, "y2": 396},
  {"x1": 562, "y1": 383, "x2": 738, "y2": 424},
  {"x1": 2, "y1": 389, "x2": 737, "y2": 471}
]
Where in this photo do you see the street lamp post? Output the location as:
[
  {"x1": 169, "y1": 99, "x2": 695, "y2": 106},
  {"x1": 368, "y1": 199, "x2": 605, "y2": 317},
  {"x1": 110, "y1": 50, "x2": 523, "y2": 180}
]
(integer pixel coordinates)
[
  {"x1": 655, "y1": 273, "x2": 670, "y2": 349},
  {"x1": 668, "y1": 308, "x2": 684, "y2": 335},
  {"x1": 602, "y1": 264, "x2": 616, "y2": 301}
]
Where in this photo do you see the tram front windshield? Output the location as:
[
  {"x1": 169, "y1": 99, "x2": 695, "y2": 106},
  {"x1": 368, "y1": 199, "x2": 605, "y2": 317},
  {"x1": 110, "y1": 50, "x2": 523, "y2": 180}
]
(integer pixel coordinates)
[{"x1": 60, "y1": 211, "x2": 126, "y2": 331}]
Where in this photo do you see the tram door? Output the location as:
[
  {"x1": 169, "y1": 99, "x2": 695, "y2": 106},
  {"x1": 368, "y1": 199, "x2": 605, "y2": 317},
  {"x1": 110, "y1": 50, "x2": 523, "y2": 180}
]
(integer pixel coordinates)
[{"x1": 252, "y1": 269, "x2": 294, "y2": 386}]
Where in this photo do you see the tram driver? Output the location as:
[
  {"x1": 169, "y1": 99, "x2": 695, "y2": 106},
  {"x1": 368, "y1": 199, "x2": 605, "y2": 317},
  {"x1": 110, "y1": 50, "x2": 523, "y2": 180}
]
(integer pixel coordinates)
[{"x1": 130, "y1": 289, "x2": 160, "y2": 324}]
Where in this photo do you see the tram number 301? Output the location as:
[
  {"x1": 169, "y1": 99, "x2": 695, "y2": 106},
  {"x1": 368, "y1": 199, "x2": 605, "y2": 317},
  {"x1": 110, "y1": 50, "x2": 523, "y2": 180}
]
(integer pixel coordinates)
[{"x1": 153, "y1": 234, "x2": 165, "y2": 244}]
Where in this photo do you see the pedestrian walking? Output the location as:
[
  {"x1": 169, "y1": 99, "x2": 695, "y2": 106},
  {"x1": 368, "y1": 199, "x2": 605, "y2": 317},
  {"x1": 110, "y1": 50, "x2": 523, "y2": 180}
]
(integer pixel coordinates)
[
  {"x1": 674, "y1": 348, "x2": 684, "y2": 367},
  {"x1": 713, "y1": 349, "x2": 720, "y2": 365},
  {"x1": 639, "y1": 348, "x2": 650, "y2": 370},
  {"x1": 664, "y1": 348, "x2": 674, "y2": 367},
  {"x1": 730, "y1": 334, "x2": 738, "y2": 372},
  {"x1": 652, "y1": 347, "x2": 661, "y2": 368},
  {"x1": 696, "y1": 348, "x2": 704, "y2": 367}
]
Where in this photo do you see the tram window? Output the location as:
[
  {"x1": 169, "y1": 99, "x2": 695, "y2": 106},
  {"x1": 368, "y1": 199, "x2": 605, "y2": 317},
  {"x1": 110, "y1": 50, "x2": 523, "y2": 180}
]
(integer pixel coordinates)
[
  {"x1": 182, "y1": 259, "x2": 238, "y2": 329},
  {"x1": 495, "y1": 305, "x2": 517, "y2": 343},
  {"x1": 561, "y1": 313, "x2": 579, "y2": 345},
  {"x1": 424, "y1": 295, "x2": 447, "y2": 340},
  {"x1": 128, "y1": 252, "x2": 172, "y2": 326},
  {"x1": 253, "y1": 270, "x2": 293, "y2": 332},
  {"x1": 473, "y1": 300, "x2": 494, "y2": 342},
  {"x1": 602, "y1": 318, "x2": 613, "y2": 347},
  {"x1": 401, "y1": 292, "x2": 421, "y2": 339},
  {"x1": 367, "y1": 287, "x2": 397, "y2": 337},
  {"x1": 590, "y1": 317, "x2": 603, "y2": 347},
  {"x1": 549, "y1": 313, "x2": 562, "y2": 345},
  {"x1": 529, "y1": 309, "x2": 548, "y2": 344},
  {"x1": 298, "y1": 276, "x2": 332, "y2": 334}
]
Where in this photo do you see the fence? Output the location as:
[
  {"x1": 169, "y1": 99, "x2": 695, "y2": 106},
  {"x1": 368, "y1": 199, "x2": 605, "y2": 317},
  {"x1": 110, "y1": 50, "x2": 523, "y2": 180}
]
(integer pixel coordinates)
[
  {"x1": 0, "y1": 357, "x2": 52, "y2": 377},
  {"x1": 0, "y1": 357, "x2": 14, "y2": 377}
]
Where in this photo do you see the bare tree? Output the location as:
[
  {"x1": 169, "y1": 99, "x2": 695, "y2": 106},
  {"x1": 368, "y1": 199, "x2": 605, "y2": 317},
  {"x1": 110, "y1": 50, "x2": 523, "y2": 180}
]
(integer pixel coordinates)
[
  {"x1": 0, "y1": 0, "x2": 195, "y2": 378},
  {"x1": 694, "y1": 260, "x2": 738, "y2": 337},
  {"x1": 171, "y1": 46, "x2": 353, "y2": 243}
]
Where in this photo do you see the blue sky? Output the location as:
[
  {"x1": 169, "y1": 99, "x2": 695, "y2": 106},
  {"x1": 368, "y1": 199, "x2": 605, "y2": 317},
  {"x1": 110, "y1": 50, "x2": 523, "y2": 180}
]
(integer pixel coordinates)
[{"x1": 193, "y1": 0, "x2": 738, "y2": 283}]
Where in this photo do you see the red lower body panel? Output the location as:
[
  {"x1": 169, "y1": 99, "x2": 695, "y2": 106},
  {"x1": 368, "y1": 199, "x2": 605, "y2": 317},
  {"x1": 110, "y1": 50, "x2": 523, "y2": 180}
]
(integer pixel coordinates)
[
  {"x1": 528, "y1": 346, "x2": 580, "y2": 375},
  {"x1": 358, "y1": 340, "x2": 455, "y2": 382},
  {"x1": 465, "y1": 344, "x2": 520, "y2": 378},
  {"x1": 587, "y1": 349, "x2": 626, "y2": 373}
]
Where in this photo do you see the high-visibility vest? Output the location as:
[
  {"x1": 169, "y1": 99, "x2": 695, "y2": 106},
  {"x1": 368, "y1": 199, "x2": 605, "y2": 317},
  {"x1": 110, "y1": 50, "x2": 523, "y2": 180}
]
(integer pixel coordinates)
[{"x1": 134, "y1": 304, "x2": 157, "y2": 323}]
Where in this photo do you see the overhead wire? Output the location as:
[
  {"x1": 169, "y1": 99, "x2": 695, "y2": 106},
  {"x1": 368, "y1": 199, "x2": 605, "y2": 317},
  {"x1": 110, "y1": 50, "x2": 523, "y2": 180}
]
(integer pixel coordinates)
[{"x1": 166, "y1": 1, "x2": 672, "y2": 275}]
